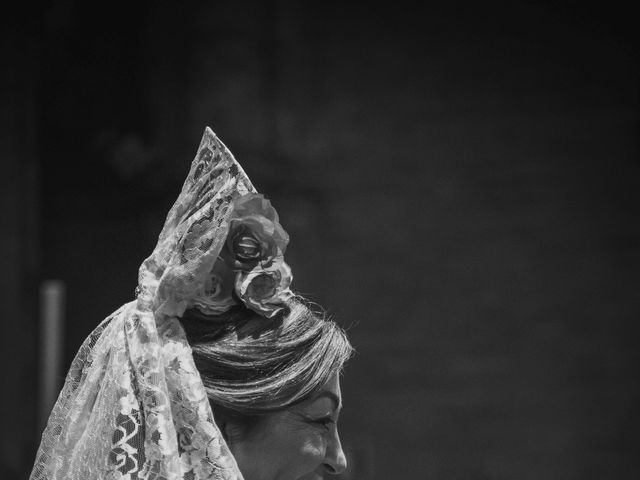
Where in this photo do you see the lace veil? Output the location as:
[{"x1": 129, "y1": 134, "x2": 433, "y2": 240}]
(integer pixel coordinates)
[{"x1": 31, "y1": 127, "x2": 288, "y2": 480}]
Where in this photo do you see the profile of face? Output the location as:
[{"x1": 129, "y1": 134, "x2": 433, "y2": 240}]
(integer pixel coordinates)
[{"x1": 228, "y1": 373, "x2": 347, "y2": 480}]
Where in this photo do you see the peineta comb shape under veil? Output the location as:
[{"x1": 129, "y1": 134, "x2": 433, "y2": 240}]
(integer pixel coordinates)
[{"x1": 31, "y1": 127, "x2": 293, "y2": 480}]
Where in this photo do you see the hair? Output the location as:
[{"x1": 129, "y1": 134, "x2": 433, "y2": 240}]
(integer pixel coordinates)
[{"x1": 179, "y1": 296, "x2": 353, "y2": 438}]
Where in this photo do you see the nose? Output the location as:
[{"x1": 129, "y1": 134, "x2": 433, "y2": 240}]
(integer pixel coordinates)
[{"x1": 324, "y1": 430, "x2": 347, "y2": 475}]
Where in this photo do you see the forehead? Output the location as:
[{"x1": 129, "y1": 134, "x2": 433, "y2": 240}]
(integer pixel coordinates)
[{"x1": 308, "y1": 372, "x2": 342, "y2": 410}]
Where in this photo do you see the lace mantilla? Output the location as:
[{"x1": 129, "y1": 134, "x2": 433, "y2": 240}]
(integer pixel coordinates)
[{"x1": 30, "y1": 127, "x2": 270, "y2": 480}]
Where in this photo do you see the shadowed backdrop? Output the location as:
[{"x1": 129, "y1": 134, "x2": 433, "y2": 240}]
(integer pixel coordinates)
[{"x1": 1, "y1": 1, "x2": 638, "y2": 479}]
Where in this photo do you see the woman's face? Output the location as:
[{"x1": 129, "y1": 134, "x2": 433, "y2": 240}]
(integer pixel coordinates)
[{"x1": 229, "y1": 373, "x2": 347, "y2": 479}]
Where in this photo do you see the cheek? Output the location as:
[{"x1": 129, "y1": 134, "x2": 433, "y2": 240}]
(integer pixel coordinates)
[
  {"x1": 279, "y1": 428, "x2": 328, "y2": 476},
  {"x1": 298, "y1": 430, "x2": 327, "y2": 458},
  {"x1": 238, "y1": 415, "x2": 330, "y2": 480}
]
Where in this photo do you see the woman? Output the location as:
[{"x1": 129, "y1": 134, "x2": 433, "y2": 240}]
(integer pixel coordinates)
[{"x1": 30, "y1": 127, "x2": 353, "y2": 480}]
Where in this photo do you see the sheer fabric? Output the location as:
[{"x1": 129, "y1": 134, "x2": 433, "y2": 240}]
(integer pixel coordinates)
[{"x1": 31, "y1": 128, "x2": 255, "y2": 480}]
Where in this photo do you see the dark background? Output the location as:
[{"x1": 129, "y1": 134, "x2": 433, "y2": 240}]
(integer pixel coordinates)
[{"x1": 2, "y1": 1, "x2": 638, "y2": 479}]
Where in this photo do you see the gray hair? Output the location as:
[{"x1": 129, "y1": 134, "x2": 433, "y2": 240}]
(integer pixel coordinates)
[{"x1": 180, "y1": 297, "x2": 353, "y2": 435}]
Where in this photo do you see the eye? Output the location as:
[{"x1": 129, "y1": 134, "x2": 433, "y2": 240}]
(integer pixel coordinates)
[{"x1": 311, "y1": 416, "x2": 334, "y2": 431}]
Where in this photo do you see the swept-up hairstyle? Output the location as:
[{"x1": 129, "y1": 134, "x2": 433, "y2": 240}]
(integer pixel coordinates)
[{"x1": 180, "y1": 297, "x2": 353, "y2": 436}]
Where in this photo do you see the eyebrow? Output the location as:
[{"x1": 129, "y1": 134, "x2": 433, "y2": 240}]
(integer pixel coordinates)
[{"x1": 312, "y1": 391, "x2": 342, "y2": 412}]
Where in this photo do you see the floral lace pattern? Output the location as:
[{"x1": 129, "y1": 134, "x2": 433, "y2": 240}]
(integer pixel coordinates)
[{"x1": 30, "y1": 128, "x2": 252, "y2": 480}]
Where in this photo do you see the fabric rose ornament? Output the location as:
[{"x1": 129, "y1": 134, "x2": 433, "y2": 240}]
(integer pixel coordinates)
[
  {"x1": 225, "y1": 193, "x2": 292, "y2": 317},
  {"x1": 191, "y1": 260, "x2": 237, "y2": 315},
  {"x1": 191, "y1": 193, "x2": 293, "y2": 318},
  {"x1": 235, "y1": 261, "x2": 293, "y2": 318},
  {"x1": 224, "y1": 193, "x2": 289, "y2": 270}
]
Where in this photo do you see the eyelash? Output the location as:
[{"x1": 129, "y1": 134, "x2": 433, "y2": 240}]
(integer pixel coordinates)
[{"x1": 313, "y1": 416, "x2": 334, "y2": 430}]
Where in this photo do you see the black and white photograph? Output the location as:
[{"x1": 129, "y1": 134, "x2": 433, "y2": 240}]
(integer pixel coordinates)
[{"x1": 1, "y1": 1, "x2": 638, "y2": 479}]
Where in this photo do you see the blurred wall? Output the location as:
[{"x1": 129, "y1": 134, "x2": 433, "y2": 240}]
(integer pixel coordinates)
[
  {"x1": 1, "y1": 12, "x2": 39, "y2": 479},
  {"x1": 2, "y1": 1, "x2": 639, "y2": 479}
]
